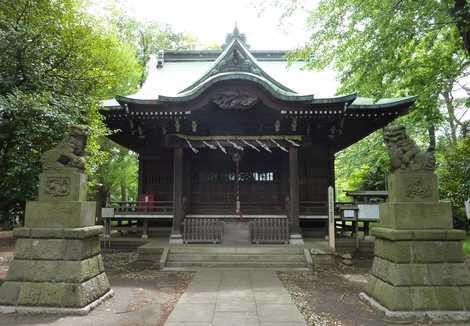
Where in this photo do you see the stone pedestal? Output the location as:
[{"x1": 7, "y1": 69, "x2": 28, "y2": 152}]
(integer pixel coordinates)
[
  {"x1": 0, "y1": 170, "x2": 112, "y2": 314},
  {"x1": 361, "y1": 171, "x2": 470, "y2": 322},
  {"x1": 169, "y1": 232, "x2": 183, "y2": 244},
  {"x1": 289, "y1": 233, "x2": 304, "y2": 244}
]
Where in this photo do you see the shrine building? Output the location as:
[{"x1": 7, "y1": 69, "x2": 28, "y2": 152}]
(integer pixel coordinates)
[{"x1": 101, "y1": 28, "x2": 415, "y2": 245}]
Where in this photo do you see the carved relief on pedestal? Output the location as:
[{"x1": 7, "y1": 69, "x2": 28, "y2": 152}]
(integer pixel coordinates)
[
  {"x1": 404, "y1": 176, "x2": 432, "y2": 199},
  {"x1": 44, "y1": 177, "x2": 71, "y2": 197}
]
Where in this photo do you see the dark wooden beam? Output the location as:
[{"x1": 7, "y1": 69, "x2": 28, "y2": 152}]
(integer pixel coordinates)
[
  {"x1": 170, "y1": 147, "x2": 184, "y2": 243},
  {"x1": 289, "y1": 146, "x2": 301, "y2": 234}
]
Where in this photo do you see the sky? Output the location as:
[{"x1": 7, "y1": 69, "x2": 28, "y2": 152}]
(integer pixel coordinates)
[{"x1": 97, "y1": 0, "x2": 318, "y2": 50}]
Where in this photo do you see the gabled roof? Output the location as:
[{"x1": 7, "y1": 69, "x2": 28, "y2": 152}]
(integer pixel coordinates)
[
  {"x1": 101, "y1": 28, "x2": 416, "y2": 113},
  {"x1": 179, "y1": 38, "x2": 296, "y2": 95}
]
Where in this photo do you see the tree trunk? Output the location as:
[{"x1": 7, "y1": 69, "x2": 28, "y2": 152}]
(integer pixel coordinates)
[
  {"x1": 428, "y1": 124, "x2": 436, "y2": 152},
  {"x1": 443, "y1": 90, "x2": 458, "y2": 146},
  {"x1": 120, "y1": 177, "x2": 128, "y2": 202},
  {"x1": 449, "y1": 0, "x2": 470, "y2": 56}
]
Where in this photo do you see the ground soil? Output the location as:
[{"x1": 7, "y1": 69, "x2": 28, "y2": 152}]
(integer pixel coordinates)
[{"x1": 279, "y1": 254, "x2": 470, "y2": 326}]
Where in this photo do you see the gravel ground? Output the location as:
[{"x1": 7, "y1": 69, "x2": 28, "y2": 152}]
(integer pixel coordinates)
[{"x1": 279, "y1": 254, "x2": 470, "y2": 326}]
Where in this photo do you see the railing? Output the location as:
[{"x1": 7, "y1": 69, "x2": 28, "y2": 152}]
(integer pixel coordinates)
[
  {"x1": 111, "y1": 201, "x2": 173, "y2": 215},
  {"x1": 183, "y1": 218, "x2": 224, "y2": 244},
  {"x1": 249, "y1": 218, "x2": 289, "y2": 244}
]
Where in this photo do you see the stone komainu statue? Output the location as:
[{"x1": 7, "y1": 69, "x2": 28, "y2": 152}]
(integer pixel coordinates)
[
  {"x1": 383, "y1": 125, "x2": 435, "y2": 172},
  {"x1": 41, "y1": 125, "x2": 89, "y2": 172}
]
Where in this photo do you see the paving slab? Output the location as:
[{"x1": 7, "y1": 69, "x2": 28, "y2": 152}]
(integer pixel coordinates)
[
  {"x1": 166, "y1": 303, "x2": 215, "y2": 322},
  {"x1": 165, "y1": 270, "x2": 306, "y2": 325}
]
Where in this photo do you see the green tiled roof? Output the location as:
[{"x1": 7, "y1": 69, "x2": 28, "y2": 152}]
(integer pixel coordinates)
[{"x1": 349, "y1": 96, "x2": 417, "y2": 109}]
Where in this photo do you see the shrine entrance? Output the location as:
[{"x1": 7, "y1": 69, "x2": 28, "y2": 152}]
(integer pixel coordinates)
[{"x1": 189, "y1": 149, "x2": 284, "y2": 216}]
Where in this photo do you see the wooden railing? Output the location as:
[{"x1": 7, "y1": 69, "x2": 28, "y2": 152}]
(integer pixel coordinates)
[
  {"x1": 249, "y1": 218, "x2": 289, "y2": 244},
  {"x1": 111, "y1": 201, "x2": 173, "y2": 215},
  {"x1": 183, "y1": 218, "x2": 224, "y2": 244}
]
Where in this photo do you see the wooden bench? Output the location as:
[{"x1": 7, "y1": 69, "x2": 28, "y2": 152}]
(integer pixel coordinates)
[
  {"x1": 249, "y1": 218, "x2": 289, "y2": 244},
  {"x1": 183, "y1": 218, "x2": 224, "y2": 244}
]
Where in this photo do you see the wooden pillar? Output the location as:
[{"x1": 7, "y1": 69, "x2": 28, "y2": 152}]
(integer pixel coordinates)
[
  {"x1": 183, "y1": 151, "x2": 191, "y2": 212},
  {"x1": 137, "y1": 155, "x2": 144, "y2": 198},
  {"x1": 142, "y1": 220, "x2": 149, "y2": 239},
  {"x1": 280, "y1": 153, "x2": 289, "y2": 210},
  {"x1": 170, "y1": 147, "x2": 184, "y2": 243},
  {"x1": 289, "y1": 146, "x2": 303, "y2": 243}
]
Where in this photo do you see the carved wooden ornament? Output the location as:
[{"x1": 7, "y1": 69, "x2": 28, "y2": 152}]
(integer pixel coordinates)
[{"x1": 212, "y1": 91, "x2": 258, "y2": 110}]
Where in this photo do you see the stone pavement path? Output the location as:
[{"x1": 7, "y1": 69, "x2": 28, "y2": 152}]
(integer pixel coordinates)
[{"x1": 165, "y1": 270, "x2": 307, "y2": 326}]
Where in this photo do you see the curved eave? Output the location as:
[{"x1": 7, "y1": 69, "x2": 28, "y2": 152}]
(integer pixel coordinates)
[
  {"x1": 348, "y1": 96, "x2": 417, "y2": 111},
  {"x1": 180, "y1": 39, "x2": 296, "y2": 94},
  {"x1": 312, "y1": 94, "x2": 357, "y2": 106},
  {"x1": 115, "y1": 72, "x2": 315, "y2": 106}
]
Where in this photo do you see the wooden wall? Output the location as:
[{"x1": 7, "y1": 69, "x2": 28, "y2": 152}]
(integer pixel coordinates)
[{"x1": 139, "y1": 144, "x2": 333, "y2": 214}]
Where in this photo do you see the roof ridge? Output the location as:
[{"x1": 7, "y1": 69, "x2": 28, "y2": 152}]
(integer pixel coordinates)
[{"x1": 178, "y1": 39, "x2": 296, "y2": 94}]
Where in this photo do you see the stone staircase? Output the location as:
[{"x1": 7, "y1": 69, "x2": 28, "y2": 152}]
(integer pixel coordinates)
[{"x1": 160, "y1": 246, "x2": 312, "y2": 271}]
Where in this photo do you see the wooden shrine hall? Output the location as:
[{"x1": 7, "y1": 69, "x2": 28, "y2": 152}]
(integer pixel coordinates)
[{"x1": 101, "y1": 28, "x2": 416, "y2": 244}]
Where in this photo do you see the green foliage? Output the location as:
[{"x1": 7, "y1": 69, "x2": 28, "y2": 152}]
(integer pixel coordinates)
[
  {"x1": 0, "y1": 0, "x2": 141, "y2": 223},
  {"x1": 464, "y1": 236, "x2": 470, "y2": 256},
  {"x1": 109, "y1": 13, "x2": 199, "y2": 67},
  {"x1": 335, "y1": 131, "x2": 389, "y2": 201},
  {"x1": 437, "y1": 135, "x2": 470, "y2": 227},
  {"x1": 0, "y1": 90, "x2": 74, "y2": 204},
  {"x1": 94, "y1": 140, "x2": 138, "y2": 203},
  {"x1": 280, "y1": 0, "x2": 469, "y2": 214}
]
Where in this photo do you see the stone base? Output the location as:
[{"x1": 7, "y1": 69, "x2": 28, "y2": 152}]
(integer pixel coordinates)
[
  {"x1": 367, "y1": 226, "x2": 470, "y2": 313},
  {"x1": 289, "y1": 233, "x2": 304, "y2": 244},
  {"x1": 0, "y1": 225, "x2": 111, "y2": 309},
  {"x1": 310, "y1": 248, "x2": 335, "y2": 267},
  {"x1": 360, "y1": 292, "x2": 470, "y2": 323},
  {"x1": 0, "y1": 289, "x2": 114, "y2": 315},
  {"x1": 169, "y1": 233, "x2": 183, "y2": 244},
  {"x1": 25, "y1": 201, "x2": 96, "y2": 228}
]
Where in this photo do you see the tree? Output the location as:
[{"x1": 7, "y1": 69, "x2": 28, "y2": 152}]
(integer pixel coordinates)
[
  {"x1": 0, "y1": 0, "x2": 141, "y2": 224},
  {"x1": 264, "y1": 0, "x2": 469, "y2": 216}
]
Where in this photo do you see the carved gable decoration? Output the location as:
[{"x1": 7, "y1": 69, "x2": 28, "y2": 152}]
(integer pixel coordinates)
[
  {"x1": 210, "y1": 48, "x2": 261, "y2": 76},
  {"x1": 212, "y1": 91, "x2": 258, "y2": 110}
]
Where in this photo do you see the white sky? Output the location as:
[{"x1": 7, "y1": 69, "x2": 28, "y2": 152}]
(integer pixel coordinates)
[{"x1": 104, "y1": 0, "x2": 317, "y2": 50}]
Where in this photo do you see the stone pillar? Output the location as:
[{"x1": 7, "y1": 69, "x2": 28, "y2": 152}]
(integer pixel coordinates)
[
  {"x1": 288, "y1": 146, "x2": 303, "y2": 244},
  {"x1": 360, "y1": 170, "x2": 470, "y2": 322},
  {"x1": 170, "y1": 147, "x2": 184, "y2": 244},
  {"x1": 0, "y1": 169, "x2": 112, "y2": 314}
]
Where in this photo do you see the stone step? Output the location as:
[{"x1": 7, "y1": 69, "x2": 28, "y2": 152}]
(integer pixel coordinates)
[
  {"x1": 167, "y1": 247, "x2": 305, "y2": 255},
  {"x1": 167, "y1": 254, "x2": 306, "y2": 262},
  {"x1": 161, "y1": 246, "x2": 311, "y2": 270},
  {"x1": 164, "y1": 261, "x2": 308, "y2": 269}
]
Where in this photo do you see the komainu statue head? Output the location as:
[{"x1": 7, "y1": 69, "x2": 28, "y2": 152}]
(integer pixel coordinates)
[
  {"x1": 41, "y1": 125, "x2": 89, "y2": 172},
  {"x1": 383, "y1": 125, "x2": 435, "y2": 172}
]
